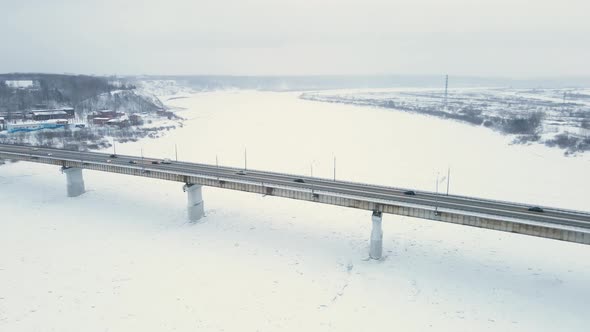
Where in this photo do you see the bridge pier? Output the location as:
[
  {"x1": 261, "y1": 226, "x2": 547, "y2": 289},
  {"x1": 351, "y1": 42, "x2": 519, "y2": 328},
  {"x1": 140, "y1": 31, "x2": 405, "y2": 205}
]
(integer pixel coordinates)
[
  {"x1": 62, "y1": 166, "x2": 85, "y2": 197},
  {"x1": 183, "y1": 183, "x2": 204, "y2": 221},
  {"x1": 370, "y1": 211, "x2": 383, "y2": 260}
]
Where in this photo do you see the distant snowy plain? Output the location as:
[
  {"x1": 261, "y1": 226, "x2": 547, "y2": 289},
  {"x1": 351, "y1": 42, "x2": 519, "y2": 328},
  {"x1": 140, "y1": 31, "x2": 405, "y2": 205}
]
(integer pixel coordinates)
[{"x1": 1, "y1": 90, "x2": 589, "y2": 331}]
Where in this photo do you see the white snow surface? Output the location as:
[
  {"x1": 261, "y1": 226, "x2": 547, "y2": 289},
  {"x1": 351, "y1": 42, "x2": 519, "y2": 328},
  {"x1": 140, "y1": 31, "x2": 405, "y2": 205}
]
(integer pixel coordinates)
[{"x1": 1, "y1": 90, "x2": 589, "y2": 331}]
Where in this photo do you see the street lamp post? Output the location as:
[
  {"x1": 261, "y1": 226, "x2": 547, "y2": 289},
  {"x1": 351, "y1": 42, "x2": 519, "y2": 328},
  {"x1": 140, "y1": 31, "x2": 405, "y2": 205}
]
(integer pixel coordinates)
[
  {"x1": 435, "y1": 172, "x2": 440, "y2": 215},
  {"x1": 446, "y1": 167, "x2": 451, "y2": 195},
  {"x1": 333, "y1": 156, "x2": 336, "y2": 181}
]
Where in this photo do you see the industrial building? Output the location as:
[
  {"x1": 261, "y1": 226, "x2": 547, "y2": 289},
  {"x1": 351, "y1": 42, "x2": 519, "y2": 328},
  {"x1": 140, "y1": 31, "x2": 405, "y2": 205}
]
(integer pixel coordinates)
[
  {"x1": 26, "y1": 108, "x2": 75, "y2": 121},
  {"x1": 31, "y1": 111, "x2": 70, "y2": 121},
  {"x1": 6, "y1": 122, "x2": 66, "y2": 133}
]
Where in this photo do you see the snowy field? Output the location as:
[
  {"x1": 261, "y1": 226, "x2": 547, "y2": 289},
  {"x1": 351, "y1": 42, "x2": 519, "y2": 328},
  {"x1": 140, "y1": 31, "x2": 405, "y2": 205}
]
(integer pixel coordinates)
[{"x1": 1, "y1": 90, "x2": 590, "y2": 331}]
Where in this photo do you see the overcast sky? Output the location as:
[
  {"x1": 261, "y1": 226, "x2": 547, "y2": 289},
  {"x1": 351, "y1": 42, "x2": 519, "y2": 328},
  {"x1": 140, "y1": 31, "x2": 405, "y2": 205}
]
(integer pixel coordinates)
[{"x1": 1, "y1": 0, "x2": 589, "y2": 77}]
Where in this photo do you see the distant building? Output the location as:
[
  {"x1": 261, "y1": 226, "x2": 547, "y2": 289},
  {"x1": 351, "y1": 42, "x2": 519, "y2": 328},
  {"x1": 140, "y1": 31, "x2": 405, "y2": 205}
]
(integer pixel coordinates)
[
  {"x1": 0, "y1": 117, "x2": 5, "y2": 131},
  {"x1": 106, "y1": 118, "x2": 129, "y2": 128},
  {"x1": 27, "y1": 108, "x2": 75, "y2": 121},
  {"x1": 98, "y1": 109, "x2": 117, "y2": 119},
  {"x1": 6, "y1": 122, "x2": 66, "y2": 133},
  {"x1": 129, "y1": 113, "x2": 144, "y2": 125},
  {"x1": 92, "y1": 117, "x2": 111, "y2": 125},
  {"x1": 0, "y1": 111, "x2": 25, "y2": 120},
  {"x1": 31, "y1": 110, "x2": 72, "y2": 121},
  {"x1": 56, "y1": 107, "x2": 75, "y2": 117},
  {"x1": 4, "y1": 80, "x2": 34, "y2": 88}
]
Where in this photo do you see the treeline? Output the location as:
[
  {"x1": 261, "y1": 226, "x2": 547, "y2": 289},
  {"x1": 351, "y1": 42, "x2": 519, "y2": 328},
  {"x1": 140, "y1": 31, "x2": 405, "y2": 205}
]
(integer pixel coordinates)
[
  {"x1": 303, "y1": 94, "x2": 546, "y2": 136},
  {"x1": 0, "y1": 73, "x2": 135, "y2": 114}
]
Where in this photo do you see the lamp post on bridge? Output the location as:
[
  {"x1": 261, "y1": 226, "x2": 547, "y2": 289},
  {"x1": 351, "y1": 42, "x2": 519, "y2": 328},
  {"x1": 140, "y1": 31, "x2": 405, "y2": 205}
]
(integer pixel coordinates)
[
  {"x1": 333, "y1": 156, "x2": 336, "y2": 181},
  {"x1": 141, "y1": 147, "x2": 144, "y2": 171},
  {"x1": 446, "y1": 167, "x2": 451, "y2": 196},
  {"x1": 435, "y1": 172, "x2": 440, "y2": 215}
]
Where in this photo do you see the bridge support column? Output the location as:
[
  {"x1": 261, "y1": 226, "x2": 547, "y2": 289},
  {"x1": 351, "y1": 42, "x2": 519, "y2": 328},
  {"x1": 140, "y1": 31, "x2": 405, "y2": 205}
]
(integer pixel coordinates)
[
  {"x1": 62, "y1": 167, "x2": 85, "y2": 197},
  {"x1": 370, "y1": 211, "x2": 383, "y2": 260},
  {"x1": 183, "y1": 183, "x2": 204, "y2": 221}
]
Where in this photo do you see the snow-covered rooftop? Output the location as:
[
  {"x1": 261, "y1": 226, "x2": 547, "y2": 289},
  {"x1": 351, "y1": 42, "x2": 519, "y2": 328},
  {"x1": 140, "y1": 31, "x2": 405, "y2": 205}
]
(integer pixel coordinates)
[{"x1": 32, "y1": 111, "x2": 67, "y2": 116}]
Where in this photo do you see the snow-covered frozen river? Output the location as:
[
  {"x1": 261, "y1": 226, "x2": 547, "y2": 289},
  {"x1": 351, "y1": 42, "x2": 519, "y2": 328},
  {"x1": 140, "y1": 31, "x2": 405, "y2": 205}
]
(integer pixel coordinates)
[
  {"x1": 125, "y1": 90, "x2": 590, "y2": 210},
  {"x1": 1, "y1": 90, "x2": 589, "y2": 331}
]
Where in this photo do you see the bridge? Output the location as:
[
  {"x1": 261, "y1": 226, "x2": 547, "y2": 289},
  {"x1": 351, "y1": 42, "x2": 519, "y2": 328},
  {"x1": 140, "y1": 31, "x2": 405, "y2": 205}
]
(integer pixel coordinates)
[{"x1": 1, "y1": 143, "x2": 589, "y2": 258}]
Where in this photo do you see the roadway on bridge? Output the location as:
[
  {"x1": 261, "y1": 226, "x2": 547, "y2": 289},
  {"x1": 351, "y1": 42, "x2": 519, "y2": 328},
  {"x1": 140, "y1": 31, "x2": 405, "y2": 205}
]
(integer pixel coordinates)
[{"x1": 1, "y1": 143, "x2": 590, "y2": 230}]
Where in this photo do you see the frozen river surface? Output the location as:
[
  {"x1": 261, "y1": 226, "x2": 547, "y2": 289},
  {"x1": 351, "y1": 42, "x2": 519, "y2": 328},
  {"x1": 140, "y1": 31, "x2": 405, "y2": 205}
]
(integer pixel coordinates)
[{"x1": 1, "y1": 90, "x2": 589, "y2": 331}]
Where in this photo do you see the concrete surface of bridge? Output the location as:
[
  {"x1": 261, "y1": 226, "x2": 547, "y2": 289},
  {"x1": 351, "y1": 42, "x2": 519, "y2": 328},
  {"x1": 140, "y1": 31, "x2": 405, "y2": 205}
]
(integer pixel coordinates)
[{"x1": 1, "y1": 143, "x2": 589, "y2": 259}]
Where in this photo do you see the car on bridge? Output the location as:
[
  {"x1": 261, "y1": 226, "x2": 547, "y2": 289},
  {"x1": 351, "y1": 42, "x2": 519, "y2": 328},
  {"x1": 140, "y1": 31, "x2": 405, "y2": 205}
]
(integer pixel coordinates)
[
  {"x1": 162, "y1": 158, "x2": 172, "y2": 164},
  {"x1": 294, "y1": 178, "x2": 305, "y2": 183},
  {"x1": 404, "y1": 190, "x2": 416, "y2": 196},
  {"x1": 129, "y1": 160, "x2": 137, "y2": 164},
  {"x1": 528, "y1": 206, "x2": 544, "y2": 213}
]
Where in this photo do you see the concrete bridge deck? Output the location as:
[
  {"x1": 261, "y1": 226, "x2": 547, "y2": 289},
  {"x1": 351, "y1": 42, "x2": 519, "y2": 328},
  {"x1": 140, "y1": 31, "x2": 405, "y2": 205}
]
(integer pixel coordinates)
[{"x1": 1, "y1": 143, "x2": 589, "y2": 257}]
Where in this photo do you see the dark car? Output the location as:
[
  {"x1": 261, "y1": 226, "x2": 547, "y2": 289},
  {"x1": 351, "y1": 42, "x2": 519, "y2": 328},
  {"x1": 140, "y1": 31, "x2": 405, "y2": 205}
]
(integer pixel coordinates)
[
  {"x1": 404, "y1": 190, "x2": 416, "y2": 196},
  {"x1": 528, "y1": 206, "x2": 544, "y2": 213},
  {"x1": 110, "y1": 154, "x2": 117, "y2": 158},
  {"x1": 151, "y1": 160, "x2": 160, "y2": 165},
  {"x1": 236, "y1": 170, "x2": 246, "y2": 175},
  {"x1": 128, "y1": 160, "x2": 137, "y2": 164},
  {"x1": 294, "y1": 178, "x2": 305, "y2": 183}
]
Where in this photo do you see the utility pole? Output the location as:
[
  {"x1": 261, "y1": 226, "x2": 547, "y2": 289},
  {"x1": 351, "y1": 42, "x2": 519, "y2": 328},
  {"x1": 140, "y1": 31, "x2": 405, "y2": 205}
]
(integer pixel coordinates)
[
  {"x1": 310, "y1": 163, "x2": 313, "y2": 177},
  {"x1": 446, "y1": 167, "x2": 451, "y2": 195},
  {"x1": 216, "y1": 155, "x2": 219, "y2": 168},
  {"x1": 435, "y1": 172, "x2": 440, "y2": 214},
  {"x1": 333, "y1": 156, "x2": 336, "y2": 181},
  {"x1": 113, "y1": 139, "x2": 116, "y2": 155},
  {"x1": 244, "y1": 148, "x2": 247, "y2": 170},
  {"x1": 175, "y1": 144, "x2": 178, "y2": 161}
]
